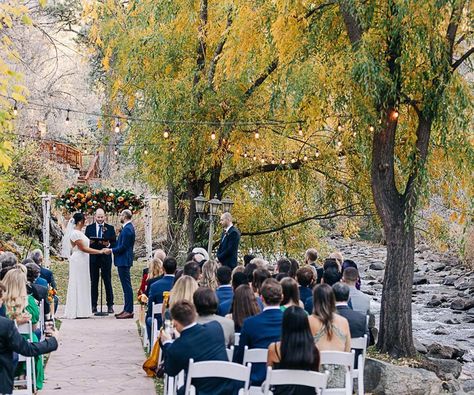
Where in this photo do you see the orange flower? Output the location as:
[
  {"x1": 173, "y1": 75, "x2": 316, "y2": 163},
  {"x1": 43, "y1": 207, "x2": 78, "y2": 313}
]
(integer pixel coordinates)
[{"x1": 118, "y1": 196, "x2": 124, "y2": 202}]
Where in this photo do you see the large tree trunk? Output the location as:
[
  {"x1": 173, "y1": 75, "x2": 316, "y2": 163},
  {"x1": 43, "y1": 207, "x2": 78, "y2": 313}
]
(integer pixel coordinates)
[{"x1": 166, "y1": 183, "x2": 185, "y2": 256}]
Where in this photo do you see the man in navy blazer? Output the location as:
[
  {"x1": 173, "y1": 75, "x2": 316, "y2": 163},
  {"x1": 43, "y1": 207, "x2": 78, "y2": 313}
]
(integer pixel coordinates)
[
  {"x1": 146, "y1": 257, "x2": 177, "y2": 340},
  {"x1": 160, "y1": 301, "x2": 240, "y2": 395},
  {"x1": 234, "y1": 278, "x2": 283, "y2": 386},
  {"x1": 216, "y1": 212, "x2": 240, "y2": 270},
  {"x1": 85, "y1": 209, "x2": 117, "y2": 314},
  {"x1": 105, "y1": 209, "x2": 135, "y2": 319},
  {"x1": 215, "y1": 266, "x2": 233, "y2": 311}
]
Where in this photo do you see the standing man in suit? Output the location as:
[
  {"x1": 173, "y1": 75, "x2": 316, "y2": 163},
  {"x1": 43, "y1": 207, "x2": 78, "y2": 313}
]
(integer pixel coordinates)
[
  {"x1": 85, "y1": 209, "x2": 116, "y2": 314},
  {"x1": 104, "y1": 209, "x2": 135, "y2": 319},
  {"x1": 234, "y1": 278, "x2": 283, "y2": 386},
  {"x1": 160, "y1": 300, "x2": 238, "y2": 395},
  {"x1": 216, "y1": 212, "x2": 240, "y2": 270}
]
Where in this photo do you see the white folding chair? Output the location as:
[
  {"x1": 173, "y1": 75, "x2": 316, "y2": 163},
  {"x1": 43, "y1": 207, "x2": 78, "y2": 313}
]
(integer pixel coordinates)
[
  {"x1": 320, "y1": 350, "x2": 355, "y2": 395},
  {"x1": 234, "y1": 332, "x2": 240, "y2": 346},
  {"x1": 13, "y1": 322, "x2": 35, "y2": 395},
  {"x1": 39, "y1": 300, "x2": 45, "y2": 340},
  {"x1": 263, "y1": 367, "x2": 329, "y2": 395},
  {"x1": 227, "y1": 345, "x2": 235, "y2": 361},
  {"x1": 351, "y1": 335, "x2": 368, "y2": 395},
  {"x1": 149, "y1": 302, "x2": 163, "y2": 352},
  {"x1": 184, "y1": 359, "x2": 251, "y2": 395},
  {"x1": 243, "y1": 346, "x2": 268, "y2": 393}
]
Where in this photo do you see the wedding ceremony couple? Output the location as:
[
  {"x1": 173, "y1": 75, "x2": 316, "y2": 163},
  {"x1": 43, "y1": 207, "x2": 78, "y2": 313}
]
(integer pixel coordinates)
[{"x1": 62, "y1": 209, "x2": 135, "y2": 320}]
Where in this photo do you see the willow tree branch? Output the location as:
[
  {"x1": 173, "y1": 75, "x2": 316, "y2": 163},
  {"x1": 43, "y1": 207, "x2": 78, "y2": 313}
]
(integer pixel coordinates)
[
  {"x1": 452, "y1": 47, "x2": 474, "y2": 70},
  {"x1": 241, "y1": 204, "x2": 367, "y2": 236},
  {"x1": 208, "y1": 9, "x2": 233, "y2": 90},
  {"x1": 244, "y1": 59, "x2": 279, "y2": 98}
]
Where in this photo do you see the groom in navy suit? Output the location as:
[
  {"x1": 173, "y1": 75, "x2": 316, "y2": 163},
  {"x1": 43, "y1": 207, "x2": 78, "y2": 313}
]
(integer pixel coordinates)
[{"x1": 105, "y1": 209, "x2": 135, "y2": 319}]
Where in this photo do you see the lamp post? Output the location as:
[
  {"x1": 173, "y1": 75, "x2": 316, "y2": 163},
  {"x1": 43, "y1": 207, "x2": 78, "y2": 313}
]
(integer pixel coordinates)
[{"x1": 194, "y1": 193, "x2": 234, "y2": 258}]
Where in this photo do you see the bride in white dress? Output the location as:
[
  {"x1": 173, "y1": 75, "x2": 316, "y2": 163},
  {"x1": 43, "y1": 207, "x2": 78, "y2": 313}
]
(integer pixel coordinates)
[{"x1": 62, "y1": 212, "x2": 105, "y2": 319}]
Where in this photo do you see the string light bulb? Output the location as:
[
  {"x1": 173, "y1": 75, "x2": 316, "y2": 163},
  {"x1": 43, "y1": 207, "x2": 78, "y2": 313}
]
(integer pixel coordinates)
[
  {"x1": 315, "y1": 151, "x2": 320, "y2": 158},
  {"x1": 303, "y1": 155, "x2": 308, "y2": 161},
  {"x1": 243, "y1": 152, "x2": 248, "y2": 158},
  {"x1": 13, "y1": 103, "x2": 18, "y2": 116},
  {"x1": 281, "y1": 159, "x2": 286, "y2": 164},
  {"x1": 253, "y1": 155, "x2": 257, "y2": 161},
  {"x1": 211, "y1": 131, "x2": 216, "y2": 140},
  {"x1": 163, "y1": 130, "x2": 169, "y2": 139},
  {"x1": 337, "y1": 141, "x2": 342, "y2": 148},
  {"x1": 353, "y1": 131, "x2": 357, "y2": 137},
  {"x1": 52, "y1": 143, "x2": 57, "y2": 152},
  {"x1": 254, "y1": 131, "x2": 260, "y2": 139},
  {"x1": 391, "y1": 109, "x2": 399, "y2": 120},
  {"x1": 144, "y1": 148, "x2": 148, "y2": 155},
  {"x1": 298, "y1": 123, "x2": 303, "y2": 136},
  {"x1": 369, "y1": 125, "x2": 374, "y2": 132},
  {"x1": 65, "y1": 109, "x2": 70, "y2": 124},
  {"x1": 337, "y1": 123, "x2": 343, "y2": 132},
  {"x1": 260, "y1": 158, "x2": 265, "y2": 164},
  {"x1": 291, "y1": 158, "x2": 296, "y2": 164},
  {"x1": 271, "y1": 159, "x2": 276, "y2": 164},
  {"x1": 21, "y1": 140, "x2": 26, "y2": 147},
  {"x1": 115, "y1": 119, "x2": 120, "y2": 133},
  {"x1": 84, "y1": 147, "x2": 88, "y2": 154}
]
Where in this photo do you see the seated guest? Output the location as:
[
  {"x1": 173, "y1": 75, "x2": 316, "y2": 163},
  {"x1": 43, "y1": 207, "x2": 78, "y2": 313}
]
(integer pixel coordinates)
[
  {"x1": 243, "y1": 263, "x2": 258, "y2": 283},
  {"x1": 252, "y1": 268, "x2": 271, "y2": 300},
  {"x1": 296, "y1": 267, "x2": 314, "y2": 307},
  {"x1": 225, "y1": 284, "x2": 260, "y2": 332},
  {"x1": 215, "y1": 266, "x2": 233, "y2": 305},
  {"x1": 342, "y1": 268, "x2": 370, "y2": 315},
  {"x1": 305, "y1": 248, "x2": 323, "y2": 284},
  {"x1": 288, "y1": 258, "x2": 299, "y2": 279},
  {"x1": 0, "y1": 280, "x2": 59, "y2": 395},
  {"x1": 183, "y1": 261, "x2": 201, "y2": 282},
  {"x1": 22, "y1": 258, "x2": 48, "y2": 288},
  {"x1": 250, "y1": 257, "x2": 269, "y2": 270},
  {"x1": 231, "y1": 265, "x2": 245, "y2": 277},
  {"x1": 332, "y1": 283, "x2": 367, "y2": 339},
  {"x1": 25, "y1": 262, "x2": 50, "y2": 316},
  {"x1": 194, "y1": 287, "x2": 235, "y2": 346},
  {"x1": 234, "y1": 278, "x2": 284, "y2": 386},
  {"x1": 329, "y1": 251, "x2": 344, "y2": 271},
  {"x1": 218, "y1": 272, "x2": 248, "y2": 316},
  {"x1": 0, "y1": 252, "x2": 17, "y2": 269},
  {"x1": 308, "y1": 284, "x2": 351, "y2": 389},
  {"x1": 168, "y1": 275, "x2": 199, "y2": 309},
  {"x1": 274, "y1": 258, "x2": 291, "y2": 281},
  {"x1": 322, "y1": 267, "x2": 341, "y2": 286},
  {"x1": 29, "y1": 249, "x2": 56, "y2": 290},
  {"x1": 201, "y1": 260, "x2": 220, "y2": 290},
  {"x1": 243, "y1": 254, "x2": 255, "y2": 266},
  {"x1": 280, "y1": 277, "x2": 303, "y2": 311},
  {"x1": 267, "y1": 306, "x2": 320, "y2": 395},
  {"x1": 192, "y1": 247, "x2": 209, "y2": 264},
  {"x1": 160, "y1": 301, "x2": 240, "y2": 395},
  {"x1": 308, "y1": 284, "x2": 350, "y2": 352},
  {"x1": 341, "y1": 259, "x2": 361, "y2": 289},
  {"x1": 154, "y1": 248, "x2": 167, "y2": 261},
  {"x1": 144, "y1": 258, "x2": 163, "y2": 297},
  {"x1": 146, "y1": 257, "x2": 177, "y2": 340},
  {"x1": 140, "y1": 249, "x2": 166, "y2": 297}
]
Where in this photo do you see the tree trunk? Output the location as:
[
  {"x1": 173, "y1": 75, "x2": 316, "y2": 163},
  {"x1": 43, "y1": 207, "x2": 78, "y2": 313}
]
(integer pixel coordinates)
[{"x1": 166, "y1": 183, "x2": 185, "y2": 256}]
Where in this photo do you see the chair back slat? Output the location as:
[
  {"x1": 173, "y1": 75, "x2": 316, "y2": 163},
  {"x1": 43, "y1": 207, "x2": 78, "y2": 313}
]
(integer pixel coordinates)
[{"x1": 243, "y1": 346, "x2": 268, "y2": 365}]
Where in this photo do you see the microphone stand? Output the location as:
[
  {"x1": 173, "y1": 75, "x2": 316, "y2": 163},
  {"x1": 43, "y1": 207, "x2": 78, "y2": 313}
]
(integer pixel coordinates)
[{"x1": 95, "y1": 264, "x2": 108, "y2": 316}]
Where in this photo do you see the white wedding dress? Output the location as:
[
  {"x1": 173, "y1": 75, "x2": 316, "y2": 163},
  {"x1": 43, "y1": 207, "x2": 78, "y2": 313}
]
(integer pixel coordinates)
[{"x1": 64, "y1": 229, "x2": 92, "y2": 319}]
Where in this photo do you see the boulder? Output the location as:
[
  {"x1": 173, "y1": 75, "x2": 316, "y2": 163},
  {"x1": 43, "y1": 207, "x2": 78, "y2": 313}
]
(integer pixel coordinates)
[
  {"x1": 432, "y1": 262, "x2": 446, "y2": 272},
  {"x1": 444, "y1": 317, "x2": 461, "y2": 325},
  {"x1": 427, "y1": 343, "x2": 454, "y2": 359},
  {"x1": 364, "y1": 358, "x2": 443, "y2": 395},
  {"x1": 414, "y1": 338, "x2": 428, "y2": 354},
  {"x1": 369, "y1": 262, "x2": 385, "y2": 270},
  {"x1": 454, "y1": 276, "x2": 474, "y2": 291},
  {"x1": 426, "y1": 296, "x2": 442, "y2": 308},
  {"x1": 450, "y1": 298, "x2": 474, "y2": 311},
  {"x1": 432, "y1": 326, "x2": 449, "y2": 335},
  {"x1": 443, "y1": 276, "x2": 457, "y2": 286},
  {"x1": 413, "y1": 274, "x2": 429, "y2": 285},
  {"x1": 427, "y1": 357, "x2": 462, "y2": 379},
  {"x1": 463, "y1": 379, "x2": 474, "y2": 393}
]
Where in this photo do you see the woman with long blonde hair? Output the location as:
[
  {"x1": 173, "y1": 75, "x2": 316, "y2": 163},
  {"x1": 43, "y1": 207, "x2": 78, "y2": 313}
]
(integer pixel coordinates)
[
  {"x1": 200, "y1": 260, "x2": 220, "y2": 290},
  {"x1": 2, "y1": 267, "x2": 28, "y2": 321},
  {"x1": 144, "y1": 258, "x2": 163, "y2": 297},
  {"x1": 169, "y1": 275, "x2": 199, "y2": 308}
]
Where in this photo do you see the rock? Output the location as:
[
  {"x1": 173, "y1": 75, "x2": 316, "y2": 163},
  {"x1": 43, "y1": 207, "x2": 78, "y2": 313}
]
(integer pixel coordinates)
[
  {"x1": 450, "y1": 298, "x2": 474, "y2": 311},
  {"x1": 369, "y1": 261, "x2": 385, "y2": 270},
  {"x1": 443, "y1": 276, "x2": 457, "y2": 286},
  {"x1": 414, "y1": 338, "x2": 427, "y2": 354},
  {"x1": 428, "y1": 357, "x2": 462, "y2": 379},
  {"x1": 433, "y1": 262, "x2": 446, "y2": 272},
  {"x1": 444, "y1": 318, "x2": 461, "y2": 325},
  {"x1": 432, "y1": 326, "x2": 449, "y2": 335},
  {"x1": 454, "y1": 276, "x2": 474, "y2": 291},
  {"x1": 427, "y1": 343, "x2": 455, "y2": 359},
  {"x1": 426, "y1": 296, "x2": 442, "y2": 308},
  {"x1": 364, "y1": 358, "x2": 443, "y2": 395},
  {"x1": 463, "y1": 379, "x2": 474, "y2": 393},
  {"x1": 442, "y1": 379, "x2": 461, "y2": 393},
  {"x1": 413, "y1": 274, "x2": 429, "y2": 285}
]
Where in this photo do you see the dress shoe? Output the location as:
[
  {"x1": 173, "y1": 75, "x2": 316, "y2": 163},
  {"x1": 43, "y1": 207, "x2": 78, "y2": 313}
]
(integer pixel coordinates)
[
  {"x1": 108, "y1": 306, "x2": 114, "y2": 314},
  {"x1": 114, "y1": 310, "x2": 124, "y2": 317},
  {"x1": 92, "y1": 307, "x2": 97, "y2": 314},
  {"x1": 116, "y1": 312, "x2": 134, "y2": 319}
]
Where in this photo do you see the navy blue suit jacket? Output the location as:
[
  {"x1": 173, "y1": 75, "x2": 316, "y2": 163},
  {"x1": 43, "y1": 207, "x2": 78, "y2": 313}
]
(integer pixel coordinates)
[
  {"x1": 215, "y1": 286, "x2": 233, "y2": 315},
  {"x1": 112, "y1": 223, "x2": 135, "y2": 267},
  {"x1": 162, "y1": 322, "x2": 240, "y2": 395},
  {"x1": 216, "y1": 226, "x2": 240, "y2": 269},
  {"x1": 234, "y1": 308, "x2": 283, "y2": 385},
  {"x1": 147, "y1": 275, "x2": 175, "y2": 325},
  {"x1": 299, "y1": 286, "x2": 312, "y2": 304},
  {"x1": 39, "y1": 267, "x2": 56, "y2": 289},
  {"x1": 85, "y1": 222, "x2": 116, "y2": 265}
]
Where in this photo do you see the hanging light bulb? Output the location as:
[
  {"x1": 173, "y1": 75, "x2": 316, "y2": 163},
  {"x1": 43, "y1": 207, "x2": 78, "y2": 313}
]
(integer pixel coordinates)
[
  {"x1": 114, "y1": 148, "x2": 118, "y2": 155},
  {"x1": 337, "y1": 123, "x2": 343, "y2": 132},
  {"x1": 144, "y1": 148, "x2": 149, "y2": 155},
  {"x1": 291, "y1": 158, "x2": 296, "y2": 164},
  {"x1": 260, "y1": 158, "x2": 265, "y2": 164},
  {"x1": 353, "y1": 131, "x2": 357, "y2": 137},
  {"x1": 13, "y1": 103, "x2": 18, "y2": 116},
  {"x1": 163, "y1": 130, "x2": 169, "y2": 139},
  {"x1": 243, "y1": 152, "x2": 248, "y2": 158},
  {"x1": 281, "y1": 159, "x2": 286, "y2": 164},
  {"x1": 391, "y1": 109, "x2": 399, "y2": 120},
  {"x1": 271, "y1": 158, "x2": 276, "y2": 164},
  {"x1": 337, "y1": 141, "x2": 342, "y2": 148},
  {"x1": 171, "y1": 147, "x2": 175, "y2": 152},
  {"x1": 211, "y1": 131, "x2": 216, "y2": 140},
  {"x1": 65, "y1": 109, "x2": 70, "y2": 124},
  {"x1": 254, "y1": 131, "x2": 260, "y2": 139},
  {"x1": 115, "y1": 118, "x2": 120, "y2": 133},
  {"x1": 52, "y1": 143, "x2": 57, "y2": 152},
  {"x1": 298, "y1": 123, "x2": 303, "y2": 136},
  {"x1": 315, "y1": 151, "x2": 320, "y2": 158},
  {"x1": 84, "y1": 147, "x2": 88, "y2": 155},
  {"x1": 21, "y1": 140, "x2": 26, "y2": 147},
  {"x1": 369, "y1": 125, "x2": 375, "y2": 132},
  {"x1": 303, "y1": 155, "x2": 308, "y2": 161},
  {"x1": 253, "y1": 155, "x2": 257, "y2": 161}
]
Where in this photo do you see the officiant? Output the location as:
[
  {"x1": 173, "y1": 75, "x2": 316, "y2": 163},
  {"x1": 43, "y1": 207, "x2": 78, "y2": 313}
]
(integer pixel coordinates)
[{"x1": 85, "y1": 208, "x2": 116, "y2": 314}]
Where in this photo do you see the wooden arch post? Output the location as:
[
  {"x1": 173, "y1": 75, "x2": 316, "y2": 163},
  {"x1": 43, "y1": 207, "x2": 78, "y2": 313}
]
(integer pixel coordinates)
[{"x1": 41, "y1": 192, "x2": 52, "y2": 268}]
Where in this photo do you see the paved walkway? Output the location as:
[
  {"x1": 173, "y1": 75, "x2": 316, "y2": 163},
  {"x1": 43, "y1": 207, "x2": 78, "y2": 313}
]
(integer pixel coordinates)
[{"x1": 40, "y1": 305, "x2": 156, "y2": 395}]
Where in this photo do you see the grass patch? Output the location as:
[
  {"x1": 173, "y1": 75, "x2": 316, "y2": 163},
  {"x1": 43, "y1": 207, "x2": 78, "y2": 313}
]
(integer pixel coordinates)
[
  {"x1": 367, "y1": 346, "x2": 427, "y2": 368},
  {"x1": 50, "y1": 258, "x2": 147, "y2": 306}
]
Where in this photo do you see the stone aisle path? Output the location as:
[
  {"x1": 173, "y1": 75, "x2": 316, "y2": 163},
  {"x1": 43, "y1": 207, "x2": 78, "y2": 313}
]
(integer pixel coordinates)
[{"x1": 40, "y1": 305, "x2": 156, "y2": 395}]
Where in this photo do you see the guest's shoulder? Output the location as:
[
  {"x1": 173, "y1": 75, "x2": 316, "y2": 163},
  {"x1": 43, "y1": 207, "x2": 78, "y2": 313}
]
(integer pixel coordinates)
[{"x1": 0, "y1": 315, "x2": 14, "y2": 330}]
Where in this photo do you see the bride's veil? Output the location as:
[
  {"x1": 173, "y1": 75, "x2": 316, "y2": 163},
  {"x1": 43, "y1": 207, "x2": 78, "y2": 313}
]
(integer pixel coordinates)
[{"x1": 61, "y1": 218, "x2": 75, "y2": 258}]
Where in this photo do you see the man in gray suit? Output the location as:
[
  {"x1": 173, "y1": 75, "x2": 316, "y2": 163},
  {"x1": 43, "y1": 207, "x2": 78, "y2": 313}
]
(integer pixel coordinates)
[{"x1": 343, "y1": 267, "x2": 371, "y2": 315}]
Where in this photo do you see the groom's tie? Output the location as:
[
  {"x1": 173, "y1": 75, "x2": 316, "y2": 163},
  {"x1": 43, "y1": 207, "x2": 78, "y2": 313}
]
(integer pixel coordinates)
[{"x1": 98, "y1": 224, "x2": 103, "y2": 238}]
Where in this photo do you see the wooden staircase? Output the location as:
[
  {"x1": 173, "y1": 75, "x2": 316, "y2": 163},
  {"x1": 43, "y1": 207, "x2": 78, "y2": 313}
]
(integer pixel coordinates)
[{"x1": 77, "y1": 153, "x2": 101, "y2": 184}]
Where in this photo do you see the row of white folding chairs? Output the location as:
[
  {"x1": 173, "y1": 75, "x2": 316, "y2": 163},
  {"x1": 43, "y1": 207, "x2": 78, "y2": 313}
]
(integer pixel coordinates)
[
  {"x1": 149, "y1": 302, "x2": 163, "y2": 352},
  {"x1": 13, "y1": 321, "x2": 35, "y2": 395}
]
